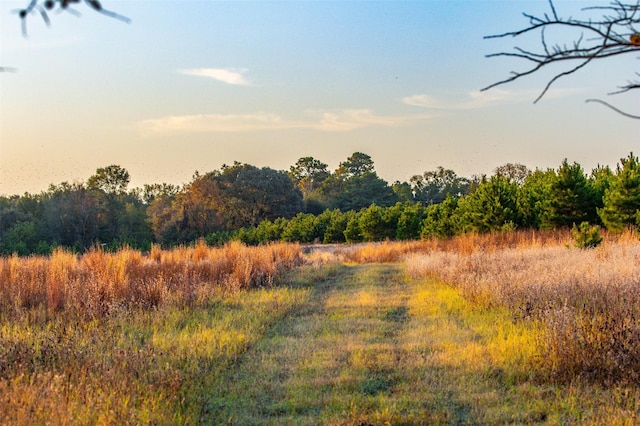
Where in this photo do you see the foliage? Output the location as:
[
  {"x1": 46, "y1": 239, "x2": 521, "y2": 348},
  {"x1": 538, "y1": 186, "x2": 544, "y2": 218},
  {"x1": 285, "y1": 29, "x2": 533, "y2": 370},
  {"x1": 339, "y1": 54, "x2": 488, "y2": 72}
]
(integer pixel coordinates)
[
  {"x1": 571, "y1": 221, "x2": 603, "y2": 249},
  {"x1": 318, "y1": 152, "x2": 399, "y2": 211},
  {"x1": 420, "y1": 195, "x2": 459, "y2": 239},
  {"x1": 289, "y1": 156, "x2": 330, "y2": 197},
  {"x1": 598, "y1": 153, "x2": 640, "y2": 232},
  {"x1": 494, "y1": 163, "x2": 530, "y2": 185},
  {"x1": 541, "y1": 160, "x2": 601, "y2": 229},
  {"x1": 281, "y1": 213, "x2": 321, "y2": 243},
  {"x1": 456, "y1": 175, "x2": 521, "y2": 233},
  {"x1": 2, "y1": 152, "x2": 639, "y2": 254},
  {"x1": 410, "y1": 166, "x2": 470, "y2": 204}
]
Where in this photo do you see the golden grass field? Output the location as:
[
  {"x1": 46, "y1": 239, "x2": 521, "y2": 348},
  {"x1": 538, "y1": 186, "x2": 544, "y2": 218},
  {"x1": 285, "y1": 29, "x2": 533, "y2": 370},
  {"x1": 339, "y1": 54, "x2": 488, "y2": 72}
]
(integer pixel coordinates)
[{"x1": 1, "y1": 231, "x2": 639, "y2": 424}]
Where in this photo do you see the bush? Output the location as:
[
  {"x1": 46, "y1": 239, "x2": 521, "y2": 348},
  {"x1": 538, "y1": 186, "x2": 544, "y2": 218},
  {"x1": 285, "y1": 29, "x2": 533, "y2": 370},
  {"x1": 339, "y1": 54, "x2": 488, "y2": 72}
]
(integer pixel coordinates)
[{"x1": 571, "y1": 221, "x2": 603, "y2": 249}]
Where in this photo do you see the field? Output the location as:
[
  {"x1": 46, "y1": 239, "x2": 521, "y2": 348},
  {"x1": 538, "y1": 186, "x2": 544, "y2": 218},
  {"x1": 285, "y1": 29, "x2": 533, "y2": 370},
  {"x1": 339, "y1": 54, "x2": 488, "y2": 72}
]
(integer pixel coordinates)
[{"x1": 1, "y1": 232, "x2": 640, "y2": 424}]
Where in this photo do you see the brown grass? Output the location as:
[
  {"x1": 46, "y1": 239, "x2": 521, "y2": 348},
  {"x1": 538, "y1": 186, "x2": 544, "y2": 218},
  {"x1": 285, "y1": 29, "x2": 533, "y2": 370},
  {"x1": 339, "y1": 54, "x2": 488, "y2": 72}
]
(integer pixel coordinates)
[
  {"x1": 0, "y1": 240, "x2": 302, "y2": 320},
  {"x1": 406, "y1": 230, "x2": 640, "y2": 384},
  {"x1": 336, "y1": 229, "x2": 573, "y2": 263}
]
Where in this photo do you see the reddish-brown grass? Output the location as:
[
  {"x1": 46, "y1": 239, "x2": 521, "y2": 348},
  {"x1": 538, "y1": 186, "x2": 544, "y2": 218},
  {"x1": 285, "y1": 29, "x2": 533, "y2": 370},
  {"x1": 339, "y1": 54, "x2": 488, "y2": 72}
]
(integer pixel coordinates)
[
  {"x1": 0, "y1": 241, "x2": 302, "y2": 320},
  {"x1": 338, "y1": 229, "x2": 573, "y2": 263}
]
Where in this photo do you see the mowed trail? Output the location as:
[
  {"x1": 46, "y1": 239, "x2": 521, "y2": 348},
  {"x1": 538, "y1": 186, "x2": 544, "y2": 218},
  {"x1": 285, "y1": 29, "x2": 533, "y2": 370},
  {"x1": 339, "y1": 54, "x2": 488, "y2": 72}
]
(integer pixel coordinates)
[{"x1": 201, "y1": 263, "x2": 544, "y2": 425}]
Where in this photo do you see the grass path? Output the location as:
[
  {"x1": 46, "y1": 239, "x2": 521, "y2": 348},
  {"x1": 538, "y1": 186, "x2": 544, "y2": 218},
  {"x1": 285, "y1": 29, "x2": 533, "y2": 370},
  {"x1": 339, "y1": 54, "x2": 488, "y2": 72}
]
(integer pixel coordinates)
[{"x1": 200, "y1": 263, "x2": 565, "y2": 425}]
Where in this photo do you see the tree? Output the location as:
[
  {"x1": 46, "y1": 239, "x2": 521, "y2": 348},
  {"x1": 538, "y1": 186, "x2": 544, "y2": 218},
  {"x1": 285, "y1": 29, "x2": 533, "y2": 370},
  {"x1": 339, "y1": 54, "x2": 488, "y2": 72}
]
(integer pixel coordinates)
[
  {"x1": 421, "y1": 195, "x2": 459, "y2": 239},
  {"x1": 158, "y1": 163, "x2": 303, "y2": 241},
  {"x1": 517, "y1": 168, "x2": 555, "y2": 228},
  {"x1": 319, "y1": 152, "x2": 398, "y2": 211},
  {"x1": 43, "y1": 182, "x2": 100, "y2": 250},
  {"x1": 391, "y1": 181, "x2": 414, "y2": 202},
  {"x1": 494, "y1": 163, "x2": 530, "y2": 185},
  {"x1": 15, "y1": 0, "x2": 130, "y2": 37},
  {"x1": 359, "y1": 204, "x2": 394, "y2": 241},
  {"x1": 281, "y1": 213, "x2": 320, "y2": 243},
  {"x1": 2, "y1": 1, "x2": 130, "y2": 71},
  {"x1": 87, "y1": 165, "x2": 134, "y2": 243},
  {"x1": 456, "y1": 175, "x2": 522, "y2": 233},
  {"x1": 140, "y1": 183, "x2": 180, "y2": 204},
  {"x1": 146, "y1": 190, "x2": 181, "y2": 244},
  {"x1": 220, "y1": 163, "x2": 303, "y2": 226},
  {"x1": 541, "y1": 159, "x2": 601, "y2": 228},
  {"x1": 336, "y1": 152, "x2": 375, "y2": 179},
  {"x1": 87, "y1": 165, "x2": 130, "y2": 195},
  {"x1": 394, "y1": 202, "x2": 427, "y2": 240},
  {"x1": 598, "y1": 152, "x2": 640, "y2": 231},
  {"x1": 289, "y1": 157, "x2": 330, "y2": 196},
  {"x1": 411, "y1": 166, "x2": 470, "y2": 204},
  {"x1": 483, "y1": 0, "x2": 640, "y2": 118},
  {"x1": 318, "y1": 209, "x2": 348, "y2": 243}
]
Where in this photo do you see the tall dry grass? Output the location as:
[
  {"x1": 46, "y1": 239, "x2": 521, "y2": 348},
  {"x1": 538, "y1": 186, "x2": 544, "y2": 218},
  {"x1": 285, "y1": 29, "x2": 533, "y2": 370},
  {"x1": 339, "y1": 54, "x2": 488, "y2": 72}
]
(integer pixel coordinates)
[
  {"x1": 337, "y1": 229, "x2": 573, "y2": 264},
  {"x1": 0, "y1": 240, "x2": 302, "y2": 320},
  {"x1": 406, "y1": 231, "x2": 640, "y2": 384}
]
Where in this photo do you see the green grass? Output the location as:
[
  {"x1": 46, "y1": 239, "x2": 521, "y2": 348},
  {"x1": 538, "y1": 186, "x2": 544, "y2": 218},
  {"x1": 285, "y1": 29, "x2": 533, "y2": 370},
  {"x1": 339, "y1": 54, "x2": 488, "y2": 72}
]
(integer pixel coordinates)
[
  {"x1": 0, "y1": 286, "x2": 310, "y2": 425},
  {"x1": 202, "y1": 263, "x2": 640, "y2": 425}
]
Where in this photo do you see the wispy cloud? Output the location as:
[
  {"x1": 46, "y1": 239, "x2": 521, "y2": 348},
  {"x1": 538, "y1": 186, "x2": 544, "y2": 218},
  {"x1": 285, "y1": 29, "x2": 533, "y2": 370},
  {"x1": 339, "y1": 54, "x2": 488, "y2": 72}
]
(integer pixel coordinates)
[
  {"x1": 138, "y1": 109, "x2": 431, "y2": 135},
  {"x1": 179, "y1": 68, "x2": 252, "y2": 86},
  {"x1": 403, "y1": 88, "x2": 584, "y2": 110}
]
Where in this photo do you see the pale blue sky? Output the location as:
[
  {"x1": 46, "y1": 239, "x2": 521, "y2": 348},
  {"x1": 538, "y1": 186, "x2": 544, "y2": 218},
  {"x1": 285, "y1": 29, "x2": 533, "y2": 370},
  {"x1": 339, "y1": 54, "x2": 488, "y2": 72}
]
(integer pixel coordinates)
[{"x1": 1, "y1": 0, "x2": 637, "y2": 195}]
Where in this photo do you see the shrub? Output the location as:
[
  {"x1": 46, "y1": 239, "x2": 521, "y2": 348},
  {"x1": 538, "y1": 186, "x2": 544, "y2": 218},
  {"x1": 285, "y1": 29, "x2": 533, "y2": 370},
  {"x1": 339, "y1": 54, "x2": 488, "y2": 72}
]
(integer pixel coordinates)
[{"x1": 571, "y1": 221, "x2": 603, "y2": 249}]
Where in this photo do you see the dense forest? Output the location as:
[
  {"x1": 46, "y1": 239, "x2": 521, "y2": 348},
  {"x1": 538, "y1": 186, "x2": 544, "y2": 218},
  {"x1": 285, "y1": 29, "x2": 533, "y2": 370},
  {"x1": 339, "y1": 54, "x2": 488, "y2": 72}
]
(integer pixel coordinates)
[{"x1": 1, "y1": 151, "x2": 639, "y2": 255}]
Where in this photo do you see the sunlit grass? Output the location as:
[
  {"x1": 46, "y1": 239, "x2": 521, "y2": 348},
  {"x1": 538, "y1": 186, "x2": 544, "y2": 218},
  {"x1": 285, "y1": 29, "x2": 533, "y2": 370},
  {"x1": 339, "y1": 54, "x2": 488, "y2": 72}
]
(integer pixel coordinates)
[
  {"x1": 0, "y1": 241, "x2": 307, "y2": 424},
  {"x1": 2, "y1": 231, "x2": 640, "y2": 423},
  {"x1": 0, "y1": 286, "x2": 310, "y2": 425},
  {"x1": 406, "y1": 232, "x2": 640, "y2": 385},
  {"x1": 0, "y1": 241, "x2": 302, "y2": 319},
  {"x1": 206, "y1": 262, "x2": 624, "y2": 424}
]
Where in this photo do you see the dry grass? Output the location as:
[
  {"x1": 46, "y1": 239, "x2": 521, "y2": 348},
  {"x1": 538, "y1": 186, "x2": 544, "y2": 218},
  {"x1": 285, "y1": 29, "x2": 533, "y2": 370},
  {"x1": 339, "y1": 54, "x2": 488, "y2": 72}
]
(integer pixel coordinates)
[
  {"x1": 0, "y1": 241, "x2": 302, "y2": 320},
  {"x1": 406, "y1": 231, "x2": 640, "y2": 384},
  {"x1": 335, "y1": 229, "x2": 573, "y2": 264}
]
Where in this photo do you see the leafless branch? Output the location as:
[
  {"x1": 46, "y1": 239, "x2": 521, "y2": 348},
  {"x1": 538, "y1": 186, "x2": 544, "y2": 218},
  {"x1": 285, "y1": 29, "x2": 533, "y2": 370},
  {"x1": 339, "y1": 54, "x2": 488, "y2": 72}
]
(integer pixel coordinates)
[
  {"x1": 15, "y1": 0, "x2": 130, "y2": 36},
  {"x1": 482, "y1": 1, "x2": 640, "y2": 118},
  {"x1": 586, "y1": 98, "x2": 640, "y2": 118}
]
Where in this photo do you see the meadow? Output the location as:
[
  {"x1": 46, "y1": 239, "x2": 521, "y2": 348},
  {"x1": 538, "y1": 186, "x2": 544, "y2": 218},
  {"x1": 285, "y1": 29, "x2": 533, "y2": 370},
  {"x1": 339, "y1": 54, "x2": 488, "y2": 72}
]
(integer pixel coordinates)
[{"x1": 1, "y1": 231, "x2": 640, "y2": 424}]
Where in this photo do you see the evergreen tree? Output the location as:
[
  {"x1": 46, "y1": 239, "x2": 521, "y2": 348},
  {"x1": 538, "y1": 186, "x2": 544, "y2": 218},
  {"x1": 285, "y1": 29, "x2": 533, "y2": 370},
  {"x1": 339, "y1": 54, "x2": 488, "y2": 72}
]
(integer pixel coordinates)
[
  {"x1": 598, "y1": 153, "x2": 640, "y2": 232},
  {"x1": 541, "y1": 160, "x2": 600, "y2": 229},
  {"x1": 421, "y1": 195, "x2": 459, "y2": 239},
  {"x1": 456, "y1": 175, "x2": 521, "y2": 233},
  {"x1": 517, "y1": 168, "x2": 554, "y2": 229}
]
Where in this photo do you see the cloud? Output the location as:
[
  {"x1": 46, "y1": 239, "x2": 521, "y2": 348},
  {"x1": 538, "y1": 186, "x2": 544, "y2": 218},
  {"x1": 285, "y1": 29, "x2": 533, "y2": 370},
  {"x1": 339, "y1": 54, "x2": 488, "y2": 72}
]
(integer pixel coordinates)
[
  {"x1": 314, "y1": 109, "x2": 427, "y2": 131},
  {"x1": 403, "y1": 88, "x2": 584, "y2": 110},
  {"x1": 179, "y1": 68, "x2": 252, "y2": 86},
  {"x1": 138, "y1": 109, "x2": 431, "y2": 135}
]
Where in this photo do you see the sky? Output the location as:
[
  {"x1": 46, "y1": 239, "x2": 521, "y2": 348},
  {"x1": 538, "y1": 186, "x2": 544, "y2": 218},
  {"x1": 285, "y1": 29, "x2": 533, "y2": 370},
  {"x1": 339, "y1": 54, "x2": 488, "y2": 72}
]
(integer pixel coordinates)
[{"x1": 0, "y1": 0, "x2": 638, "y2": 196}]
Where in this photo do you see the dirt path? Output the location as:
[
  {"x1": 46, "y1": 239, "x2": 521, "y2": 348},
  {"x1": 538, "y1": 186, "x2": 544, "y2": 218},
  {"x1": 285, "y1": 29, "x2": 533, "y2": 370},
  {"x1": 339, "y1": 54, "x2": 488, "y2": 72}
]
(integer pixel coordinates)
[{"x1": 200, "y1": 263, "x2": 541, "y2": 424}]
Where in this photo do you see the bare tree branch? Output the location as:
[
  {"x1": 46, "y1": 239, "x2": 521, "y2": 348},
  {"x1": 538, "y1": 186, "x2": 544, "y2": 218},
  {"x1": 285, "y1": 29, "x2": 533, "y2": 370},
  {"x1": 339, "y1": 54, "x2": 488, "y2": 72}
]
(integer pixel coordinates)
[
  {"x1": 14, "y1": 0, "x2": 129, "y2": 37},
  {"x1": 482, "y1": 1, "x2": 640, "y2": 118},
  {"x1": 586, "y1": 98, "x2": 640, "y2": 118},
  {"x1": 2, "y1": 1, "x2": 130, "y2": 72}
]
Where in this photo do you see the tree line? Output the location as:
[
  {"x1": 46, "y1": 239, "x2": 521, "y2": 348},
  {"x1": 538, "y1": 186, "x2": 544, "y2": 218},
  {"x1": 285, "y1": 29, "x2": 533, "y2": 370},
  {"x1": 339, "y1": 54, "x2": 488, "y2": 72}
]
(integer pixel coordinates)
[{"x1": 1, "y1": 152, "x2": 639, "y2": 255}]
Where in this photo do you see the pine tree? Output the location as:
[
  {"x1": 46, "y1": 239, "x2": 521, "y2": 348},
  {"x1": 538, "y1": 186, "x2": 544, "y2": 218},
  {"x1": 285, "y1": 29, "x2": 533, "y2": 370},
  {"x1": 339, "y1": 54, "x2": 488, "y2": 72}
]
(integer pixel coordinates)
[
  {"x1": 598, "y1": 153, "x2": 640, "y2": 232},
  {"x1": 542, "y1": 160, "x2": 599, "y2": 229}
]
